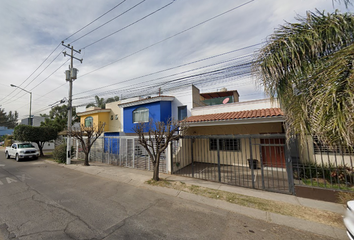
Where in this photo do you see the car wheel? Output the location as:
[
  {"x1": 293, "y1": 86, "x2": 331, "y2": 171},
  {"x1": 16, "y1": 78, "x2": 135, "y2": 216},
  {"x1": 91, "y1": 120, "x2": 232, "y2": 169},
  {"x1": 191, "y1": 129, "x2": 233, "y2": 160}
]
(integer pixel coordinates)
[
  {"x1": 33, "y1": 156, "x2": 38, "y2": 160},
  {"x1": 5, "y1": 152, "x2": 10, "y2": 159},
  {"x1": 15, "y1": 154, "x2": 20, "y2": 162}
]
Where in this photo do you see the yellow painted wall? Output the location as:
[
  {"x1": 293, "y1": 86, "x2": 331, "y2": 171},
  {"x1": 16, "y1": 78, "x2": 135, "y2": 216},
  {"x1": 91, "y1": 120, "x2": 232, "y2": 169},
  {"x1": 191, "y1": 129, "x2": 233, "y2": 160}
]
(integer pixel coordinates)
[
  {"x1": 79, "y1": 112, "x2": 110, "y2": 131},
  {"x1": 172, "y1": 137, "x2": 262, "y2": 169},
  {"x1": 172, "y1": 122, "x2": 284, "y2": 169}
]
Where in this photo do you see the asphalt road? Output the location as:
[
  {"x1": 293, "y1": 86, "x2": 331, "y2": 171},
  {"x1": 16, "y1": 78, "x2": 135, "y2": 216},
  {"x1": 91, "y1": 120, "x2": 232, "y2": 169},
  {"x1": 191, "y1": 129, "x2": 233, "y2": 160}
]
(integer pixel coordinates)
[{"x1": 0, "y1": 153, "x2": 337, "y2": 240}]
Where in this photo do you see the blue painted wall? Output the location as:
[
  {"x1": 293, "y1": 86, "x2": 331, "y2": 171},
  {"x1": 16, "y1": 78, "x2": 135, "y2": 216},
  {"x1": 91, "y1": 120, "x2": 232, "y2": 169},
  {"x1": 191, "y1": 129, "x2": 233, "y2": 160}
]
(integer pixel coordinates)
[
  {"x1": 123, "y1": 101, "x2": 172, "y2": 133},
  {"x1": 104, "y1": 132, "x2": 120, "y2": 154}
]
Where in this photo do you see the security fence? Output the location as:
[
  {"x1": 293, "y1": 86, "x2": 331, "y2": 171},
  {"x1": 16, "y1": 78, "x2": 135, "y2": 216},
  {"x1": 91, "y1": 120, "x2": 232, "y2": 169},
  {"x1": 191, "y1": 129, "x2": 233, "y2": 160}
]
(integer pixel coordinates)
[
  {"x1": 171, "y1": 134, "x2": 354, "y2": 194},
  {"x1": 77, "y1": 136, "x2": 167, "y2": 173},
  {"x1": 171, "y1": 134, "x2": 293, "y2": 194},
  {"x1": 74, "y1": 134, "x2": 354, "y2": 195},
  {"x1": 291, "y1": 137, "x2": 354, "y2": 191}
]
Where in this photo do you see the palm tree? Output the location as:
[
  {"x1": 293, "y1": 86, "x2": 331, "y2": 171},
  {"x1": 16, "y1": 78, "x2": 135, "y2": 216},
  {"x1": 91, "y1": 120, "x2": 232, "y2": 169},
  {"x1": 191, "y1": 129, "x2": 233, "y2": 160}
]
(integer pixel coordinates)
[
  {"x1": 86, "y1": 95, "x2": 119, "y2": 109},
  {"x1": 253, "y1": 10, "x2": 354, "y2": 147}
]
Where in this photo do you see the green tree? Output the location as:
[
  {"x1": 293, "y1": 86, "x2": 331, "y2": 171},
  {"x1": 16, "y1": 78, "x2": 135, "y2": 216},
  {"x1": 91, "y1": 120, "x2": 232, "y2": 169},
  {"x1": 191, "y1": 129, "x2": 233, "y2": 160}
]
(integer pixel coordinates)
[
  {"x1": 41, "y1": 105, "x2": 78, "y2": 132},
  {"x1": 254, "y1": 10, "x2": 354, "y2": 147},
  {"x1": 0, "y1": 108, "x2": 7, "y2": 126},
  {"x1": 86, "y1": 96, "x2": 119, "y2": 109},
  {"x1": 0, "y1": 108, "x2": 18, "y2": 129},
  {"x1": 6, "y1": 111, "x2": 18, "y2": 129},
  {"x1": 13, "y1": 125, "x2": 58, "y2": 156}
]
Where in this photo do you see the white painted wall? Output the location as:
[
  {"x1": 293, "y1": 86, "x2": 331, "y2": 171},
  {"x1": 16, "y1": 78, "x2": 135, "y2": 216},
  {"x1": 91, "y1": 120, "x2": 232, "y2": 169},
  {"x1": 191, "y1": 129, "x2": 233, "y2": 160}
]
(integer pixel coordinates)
[
  {"x1": 164, "y1": 85, "x2": 194, "y2": 121},
  {"x1": 191, "y1": 98, "x2": 280, "y2": 116}
]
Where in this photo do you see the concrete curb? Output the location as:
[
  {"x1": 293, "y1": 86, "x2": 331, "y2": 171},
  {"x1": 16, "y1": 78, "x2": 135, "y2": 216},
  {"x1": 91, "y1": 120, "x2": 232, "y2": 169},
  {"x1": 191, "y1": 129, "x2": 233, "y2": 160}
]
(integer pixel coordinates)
[{"x1": 44, "y1": 160, "x2": 347, "y2": 239}]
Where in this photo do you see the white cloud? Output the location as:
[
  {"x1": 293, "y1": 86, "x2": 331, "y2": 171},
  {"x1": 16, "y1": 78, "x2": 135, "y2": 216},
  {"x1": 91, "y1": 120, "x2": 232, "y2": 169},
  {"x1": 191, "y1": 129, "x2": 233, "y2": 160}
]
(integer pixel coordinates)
[{"x1": 0, "y1": 0, "x2": 352, "y2": 119}]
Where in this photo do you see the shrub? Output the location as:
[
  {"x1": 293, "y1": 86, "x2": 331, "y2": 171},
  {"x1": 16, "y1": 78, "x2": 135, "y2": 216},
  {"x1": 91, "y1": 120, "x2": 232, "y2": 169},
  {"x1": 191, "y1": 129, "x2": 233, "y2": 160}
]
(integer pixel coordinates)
[
  {"x1": 53, "y1": 144, "x2": 74, "y2": 163},
  {"x1": 4, "y1": 135, "x2": 13, "y2": 147}
]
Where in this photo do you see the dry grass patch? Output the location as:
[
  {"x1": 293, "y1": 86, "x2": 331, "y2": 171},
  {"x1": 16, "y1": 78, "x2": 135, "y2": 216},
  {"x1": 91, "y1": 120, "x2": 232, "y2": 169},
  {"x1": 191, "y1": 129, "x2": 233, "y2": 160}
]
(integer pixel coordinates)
[{"x1": 146, "y1": 179, "x2": 344, "y2": 229}]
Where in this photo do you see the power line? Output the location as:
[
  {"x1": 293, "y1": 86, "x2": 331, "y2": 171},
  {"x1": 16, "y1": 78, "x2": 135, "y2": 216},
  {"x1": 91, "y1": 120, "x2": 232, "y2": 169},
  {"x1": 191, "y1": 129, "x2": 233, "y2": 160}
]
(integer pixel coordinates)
[
  {"x1": 74, "y1": 57, "x2": 254, "y2": 103},
  {"x1": 1, "y1": 1, "x2": 131, "y2": 106},
  {"x1": 70, "y1": 0, "x2": 145, "y2": 45},
  {"x1": 6, "y1": 0, "x2": 256, "y2": 110},
  {"x1": 78, "y1": 0, "x2": 256, "y2": 79},
  {"x1": 81, "y1": 1, "x2": 176, "y2": 49},
  {"x1": 75, "y1": 43, "x2": 262, "y2": 96},
  {"x1": 14, "y1": 1, "x2": 257, "y2": 115},
  {"x1": 73, "y1": 55, "x2": 254, "y2": 100},
  {"x1": 63, "y1": 0, "x2": 127, "y2": 42},
  {"x1": 0, "y1": 43, "x2": 62, "y2": 104}
]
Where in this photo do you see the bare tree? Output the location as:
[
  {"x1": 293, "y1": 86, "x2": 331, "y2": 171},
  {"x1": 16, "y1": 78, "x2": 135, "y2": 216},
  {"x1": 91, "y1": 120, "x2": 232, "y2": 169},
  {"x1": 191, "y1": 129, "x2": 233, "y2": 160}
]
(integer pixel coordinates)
[
  {"x1": 134, "y1": 118, "x2": 188, "y2": 181},
  {"x1": 69, "y1": 122, "x2": 105, "y2": 166}
]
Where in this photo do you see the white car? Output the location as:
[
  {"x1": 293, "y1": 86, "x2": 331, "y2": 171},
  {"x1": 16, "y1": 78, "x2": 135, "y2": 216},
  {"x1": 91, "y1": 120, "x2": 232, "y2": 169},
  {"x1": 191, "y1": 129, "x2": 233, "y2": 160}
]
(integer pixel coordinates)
[
  {"x1": 5, "y1": 143, "x2": 40, "y2": 161},
  {"x1": 344, "y1": 200, "x2": 354, "y2": 240}
]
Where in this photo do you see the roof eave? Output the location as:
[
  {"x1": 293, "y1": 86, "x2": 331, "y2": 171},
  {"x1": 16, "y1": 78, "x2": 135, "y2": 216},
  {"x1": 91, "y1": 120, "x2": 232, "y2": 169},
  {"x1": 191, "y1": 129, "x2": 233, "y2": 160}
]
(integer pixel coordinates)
[
  {"x1": 119, "y1": 96, "x2": 175, "y2": 108},
  {"x1": 77, "y1": 109, "x2": 111, "y2": 116},
  {"x1": 187, "y1": 116, "x2": 285, "y2": 127}
]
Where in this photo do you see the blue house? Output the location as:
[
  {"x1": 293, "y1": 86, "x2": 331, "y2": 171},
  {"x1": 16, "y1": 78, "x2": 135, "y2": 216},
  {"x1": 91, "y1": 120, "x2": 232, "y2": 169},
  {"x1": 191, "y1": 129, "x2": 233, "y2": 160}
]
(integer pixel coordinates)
[{"x1": 119, "y1": 96, "x2": 174, "y2": 133}]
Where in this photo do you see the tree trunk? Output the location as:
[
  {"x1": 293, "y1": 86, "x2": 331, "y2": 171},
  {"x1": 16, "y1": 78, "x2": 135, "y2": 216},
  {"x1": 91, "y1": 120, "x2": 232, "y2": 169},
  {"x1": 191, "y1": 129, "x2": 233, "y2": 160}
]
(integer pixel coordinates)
[
  {"x1": 152, "y1": 155, "x2": 160, "y2": 181},
  {"x1": 84, "y1": 152, "x2": 90, "y2": 166},
  {"x1": 36, "y1": 141, "x2": 44, "y2": 156}
]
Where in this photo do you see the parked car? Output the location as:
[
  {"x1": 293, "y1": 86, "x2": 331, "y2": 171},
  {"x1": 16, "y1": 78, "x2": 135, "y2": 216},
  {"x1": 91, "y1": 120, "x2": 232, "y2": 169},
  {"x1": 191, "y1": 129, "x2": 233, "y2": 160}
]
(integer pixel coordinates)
[
  {"x1": 344, "y1": 200, "x2": 354, "y2": 240},
  {"x1": 0, "y1": 141, "x2": 4, "y2": 146},
  {"x1": 5, "y1": 143, "x2": 39, "y2": 161}
]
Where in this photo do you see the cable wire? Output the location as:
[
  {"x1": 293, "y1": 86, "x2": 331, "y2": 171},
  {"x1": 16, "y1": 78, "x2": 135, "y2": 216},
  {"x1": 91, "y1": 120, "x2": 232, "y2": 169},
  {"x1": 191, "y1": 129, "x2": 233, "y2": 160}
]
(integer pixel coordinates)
[
  {"x1": 63, "y1": 0, "x2": 127, "y2": 42},
  {"x1": 69, "y1": 0, "x2": 145, "y2": 45},
  {"x1": 82, "y1": 1, "x2": 176, "y2": 49}
]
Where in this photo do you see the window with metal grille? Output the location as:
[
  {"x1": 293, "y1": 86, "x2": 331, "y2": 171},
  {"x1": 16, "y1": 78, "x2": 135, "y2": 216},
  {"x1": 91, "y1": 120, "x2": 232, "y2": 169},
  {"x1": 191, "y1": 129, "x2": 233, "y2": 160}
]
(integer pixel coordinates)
[{"x1": 210, "y1": 138, "x2": 241, "y2": 151}]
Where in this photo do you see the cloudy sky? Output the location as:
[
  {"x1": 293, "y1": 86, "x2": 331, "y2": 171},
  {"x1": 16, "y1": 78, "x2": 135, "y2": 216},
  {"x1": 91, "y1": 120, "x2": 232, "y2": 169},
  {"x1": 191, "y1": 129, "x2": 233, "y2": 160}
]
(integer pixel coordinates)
[{"x1": 0, "y1": 0, "x2": 352, "y2": 120}]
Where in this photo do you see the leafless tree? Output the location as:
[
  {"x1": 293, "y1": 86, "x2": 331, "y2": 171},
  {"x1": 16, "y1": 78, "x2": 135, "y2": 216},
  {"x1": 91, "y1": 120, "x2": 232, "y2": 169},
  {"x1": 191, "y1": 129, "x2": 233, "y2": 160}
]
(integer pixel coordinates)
[
  {"x1": 69, "y1": 122, "x2": 105, "y2": 166},
  {"x1": 134, "y1": 118, "x2": 188, "y2": 181}
]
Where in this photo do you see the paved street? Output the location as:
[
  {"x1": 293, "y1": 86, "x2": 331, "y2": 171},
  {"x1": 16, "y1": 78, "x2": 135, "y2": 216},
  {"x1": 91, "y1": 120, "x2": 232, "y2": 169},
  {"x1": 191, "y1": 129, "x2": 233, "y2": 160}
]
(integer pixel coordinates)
[{"x1": 0, "y1": 153, "x2": 337, "y2": 240}]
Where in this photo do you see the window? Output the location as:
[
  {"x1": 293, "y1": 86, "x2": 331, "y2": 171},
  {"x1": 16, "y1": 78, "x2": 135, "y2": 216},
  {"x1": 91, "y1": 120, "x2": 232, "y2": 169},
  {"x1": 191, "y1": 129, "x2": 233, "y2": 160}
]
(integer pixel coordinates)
[
  {"x1": 111, "y1": 115, "x2": 113, "y2": 120},
  {"x1": 133, "y1": 107, "x2": 149, "y2": 123},
  {"x1": 85, "y1": 116, "x2": 93, "y2": 127},
  {"x1": 210, "y1": 138, "x2": 241, "y2": 151},
  {"x1": 178, "y1": 106, "x2": 187, "y2": 121},
  {"x1": 115, "y1": 114, "x2": 118, "y2": 120}
]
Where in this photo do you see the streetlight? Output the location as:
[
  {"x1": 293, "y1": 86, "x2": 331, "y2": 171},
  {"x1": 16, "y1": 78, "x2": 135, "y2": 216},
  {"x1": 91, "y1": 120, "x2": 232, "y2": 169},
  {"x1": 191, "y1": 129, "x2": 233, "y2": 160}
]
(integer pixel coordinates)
[{"x1": 10, "y1": 84, "x2": 32, "y2": 126}]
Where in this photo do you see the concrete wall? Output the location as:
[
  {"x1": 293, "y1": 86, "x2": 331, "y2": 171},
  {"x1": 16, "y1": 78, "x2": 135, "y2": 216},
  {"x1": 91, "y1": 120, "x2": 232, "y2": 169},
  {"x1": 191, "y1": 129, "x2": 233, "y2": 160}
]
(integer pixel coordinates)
[
  {"x1": 21, "y1": 116, "x2": 45, "y2": 126},
  {"x1": 105, "y1": 101, "x2": 122, "y2": 133},
  {"x1": 191, "y1": 98, "x2": 280, "y2": 116},
  {"x1": 299, "y1": 136, "x2": 354, "y2": 166},
  {"x1": 164, "y1": 85, "x2": 194, "y2": 121}
]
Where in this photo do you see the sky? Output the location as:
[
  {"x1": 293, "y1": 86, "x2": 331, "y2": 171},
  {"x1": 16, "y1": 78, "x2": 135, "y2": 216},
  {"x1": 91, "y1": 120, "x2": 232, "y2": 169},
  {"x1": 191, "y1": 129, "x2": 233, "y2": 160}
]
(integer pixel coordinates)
[{"x1": 0, "y1": 0, "x2": 352, "y2": 120}]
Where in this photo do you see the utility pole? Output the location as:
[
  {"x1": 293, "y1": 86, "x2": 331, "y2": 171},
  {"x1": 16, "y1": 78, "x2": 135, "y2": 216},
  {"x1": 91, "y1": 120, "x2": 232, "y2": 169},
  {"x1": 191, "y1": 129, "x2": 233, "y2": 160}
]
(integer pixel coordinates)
[{"x1": 62, "y1": 41, "x2": 83, "y2": 165}]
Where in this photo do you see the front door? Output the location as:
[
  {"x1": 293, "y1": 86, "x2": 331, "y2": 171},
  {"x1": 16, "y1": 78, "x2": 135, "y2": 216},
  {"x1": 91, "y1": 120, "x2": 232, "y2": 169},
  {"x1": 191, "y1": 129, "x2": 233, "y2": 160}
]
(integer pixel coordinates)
[{"x1": 261, "y1": 138, "x2": 286, "y2": 168}]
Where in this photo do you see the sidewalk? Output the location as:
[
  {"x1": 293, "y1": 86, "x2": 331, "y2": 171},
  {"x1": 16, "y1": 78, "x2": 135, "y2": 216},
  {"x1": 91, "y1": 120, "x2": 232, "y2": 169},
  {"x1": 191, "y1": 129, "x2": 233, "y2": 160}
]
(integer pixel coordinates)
[{"x1": 46, "y1": 160, "x2": 347, "y2": 239}]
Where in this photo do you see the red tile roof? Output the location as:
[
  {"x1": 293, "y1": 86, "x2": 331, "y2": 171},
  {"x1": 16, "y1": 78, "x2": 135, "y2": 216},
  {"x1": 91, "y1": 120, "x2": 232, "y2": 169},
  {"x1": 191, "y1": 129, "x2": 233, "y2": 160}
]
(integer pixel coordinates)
[{"x1": 185, "y1": 108, "x2": 284, "y2": 123}]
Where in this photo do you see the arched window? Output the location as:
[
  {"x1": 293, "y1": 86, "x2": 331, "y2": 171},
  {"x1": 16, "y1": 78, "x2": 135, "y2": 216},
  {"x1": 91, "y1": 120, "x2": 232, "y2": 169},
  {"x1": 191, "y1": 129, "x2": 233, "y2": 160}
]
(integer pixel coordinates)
[
  {"x1": 85, "y1": 116, "x2": 93, "y2": 127},
  {"x1": 133, "y1": 107, "x2": 149, "y2": 123}
]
